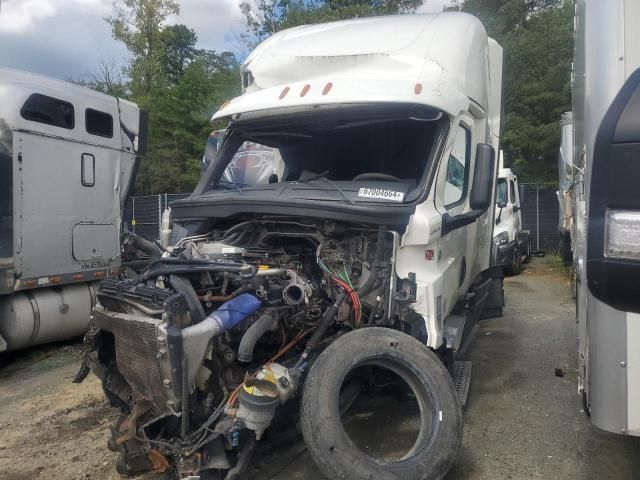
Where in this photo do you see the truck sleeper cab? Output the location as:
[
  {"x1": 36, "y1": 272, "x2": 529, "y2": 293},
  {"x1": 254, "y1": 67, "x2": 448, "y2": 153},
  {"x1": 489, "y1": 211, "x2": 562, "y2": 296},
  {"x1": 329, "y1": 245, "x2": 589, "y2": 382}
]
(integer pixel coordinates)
[{"x1": 0, "y1": 68, "x2": 146, "y2": 352}]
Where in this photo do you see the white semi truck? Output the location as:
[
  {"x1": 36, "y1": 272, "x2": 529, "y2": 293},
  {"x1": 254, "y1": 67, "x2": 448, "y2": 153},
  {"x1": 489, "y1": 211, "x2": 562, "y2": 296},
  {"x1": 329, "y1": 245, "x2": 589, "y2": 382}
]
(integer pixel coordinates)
[
  {"x1": 493, "y1": 156, "x2": 530, "y2": 274},
  {"x1": 573, "y1": 0, "x2": 640, "y2": 436},
  {"x1": 79, "y1": 13, "x2": 503, "y2": 479},
  {"x1": 0, "y1": 68, "x2": 147, "y2": 352}
]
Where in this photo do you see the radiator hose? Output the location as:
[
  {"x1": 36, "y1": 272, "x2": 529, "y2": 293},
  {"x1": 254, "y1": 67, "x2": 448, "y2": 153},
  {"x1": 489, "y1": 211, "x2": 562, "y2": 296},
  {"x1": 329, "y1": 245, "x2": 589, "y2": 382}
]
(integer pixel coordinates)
[
  {"x1": 237, "y1": 313, "x2": 278, "y2": 363},
  {"x1": 127, "y1": 233, "x2": 162, "y2": 260}
]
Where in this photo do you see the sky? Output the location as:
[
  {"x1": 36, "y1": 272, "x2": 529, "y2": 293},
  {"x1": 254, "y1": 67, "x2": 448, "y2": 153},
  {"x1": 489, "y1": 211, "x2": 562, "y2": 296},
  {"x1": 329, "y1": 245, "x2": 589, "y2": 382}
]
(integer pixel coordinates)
[{"x1": 0, "y1": 0, "x2": 450, "y2": 81}]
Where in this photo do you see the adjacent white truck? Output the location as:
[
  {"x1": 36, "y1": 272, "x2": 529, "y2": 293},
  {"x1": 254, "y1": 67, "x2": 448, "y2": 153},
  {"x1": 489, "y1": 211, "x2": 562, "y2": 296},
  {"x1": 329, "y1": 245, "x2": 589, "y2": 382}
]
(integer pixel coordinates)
[
  {"x1": 493, "y1": 156, "x2": 530, "y2": 274},
  {"x1": 79, "y1": 13, "x2": 504, "y2": 479},
  {"x1": 572, "y1": 0, "x2": 640, "y2": 436},
  {"x1": 0, "y1": 68, "x2": 147, "y2": 352}
]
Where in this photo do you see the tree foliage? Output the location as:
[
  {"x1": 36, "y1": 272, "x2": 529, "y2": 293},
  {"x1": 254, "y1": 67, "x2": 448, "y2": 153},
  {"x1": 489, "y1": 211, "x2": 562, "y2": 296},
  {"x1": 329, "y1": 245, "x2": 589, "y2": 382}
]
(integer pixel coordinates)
[
  {"x1": 453, "y1": 0, "x2": 574, "y2": 183},
  {"x1": 99, "y1": 0, "x2": 240, "y2": 194},
  {"x1": 107, "y1": 0, "x2": 180, "y2": 104}
]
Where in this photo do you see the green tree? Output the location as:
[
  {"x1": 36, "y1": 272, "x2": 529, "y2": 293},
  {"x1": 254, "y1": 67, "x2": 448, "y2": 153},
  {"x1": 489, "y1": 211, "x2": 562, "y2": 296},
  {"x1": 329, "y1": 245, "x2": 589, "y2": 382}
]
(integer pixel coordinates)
[
  {"x1": 107, "y1": 0, "x2": 180, "y2": 105},
  {"x1": 161, "y1": 24, "x2": 198, "y2": 85},
  {"x1": 453, "y1": 0, "x2": 574, "y2": 183},
  {"x1": 135, "y1": 52, "x2": 240, "y2": 193},
  {"x1": 102, "y1": 0, "x2": 239, "y2": 194}
]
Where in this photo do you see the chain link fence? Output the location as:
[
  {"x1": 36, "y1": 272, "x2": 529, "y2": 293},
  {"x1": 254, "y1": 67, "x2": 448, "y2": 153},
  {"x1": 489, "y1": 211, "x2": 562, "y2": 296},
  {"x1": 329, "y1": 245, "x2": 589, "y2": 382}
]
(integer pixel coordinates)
[
  {"x1": 520, "y1": 183, "x2": 560, "y2": 253},
  {"x1": 125, "y1": 184, "x2": 561, "y2": 252},
  {"x1": 123, "y1": 193, "x2": 189, "y2": 240}
]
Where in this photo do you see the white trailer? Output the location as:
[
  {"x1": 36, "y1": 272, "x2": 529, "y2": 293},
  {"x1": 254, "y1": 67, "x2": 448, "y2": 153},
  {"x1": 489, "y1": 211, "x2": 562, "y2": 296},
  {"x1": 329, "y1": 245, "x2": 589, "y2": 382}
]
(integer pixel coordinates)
[
  {"x1": 573, "y1": 0, "x2": 640, "y2": 435},
  {"x1": 493, "y1": 154, "x2": 530, "y2": 274},
  {"x1": 0, "y1": 68, "x2": 147, "y2": 352}
]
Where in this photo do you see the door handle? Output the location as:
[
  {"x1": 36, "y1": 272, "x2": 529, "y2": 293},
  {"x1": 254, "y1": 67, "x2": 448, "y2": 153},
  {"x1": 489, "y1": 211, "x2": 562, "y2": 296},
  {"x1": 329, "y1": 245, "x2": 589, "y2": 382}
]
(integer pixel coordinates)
[{"x1": 81, "y1": 153, "x2": 95, "y2": 187}]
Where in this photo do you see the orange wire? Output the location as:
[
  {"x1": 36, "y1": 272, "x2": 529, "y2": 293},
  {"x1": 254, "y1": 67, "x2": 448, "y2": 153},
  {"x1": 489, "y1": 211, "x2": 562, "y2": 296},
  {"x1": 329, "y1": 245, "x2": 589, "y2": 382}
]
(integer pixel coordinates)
[{"x1": 226, "y1": 328, "x2": 314, "y2": 406}]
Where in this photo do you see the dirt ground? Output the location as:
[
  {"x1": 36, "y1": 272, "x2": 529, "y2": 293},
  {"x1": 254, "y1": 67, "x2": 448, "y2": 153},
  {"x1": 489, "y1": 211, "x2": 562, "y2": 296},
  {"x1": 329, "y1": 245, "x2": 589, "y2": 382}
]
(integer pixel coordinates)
[{"x1": 1, "y1": 258, "x2": 639, "y2": 480}]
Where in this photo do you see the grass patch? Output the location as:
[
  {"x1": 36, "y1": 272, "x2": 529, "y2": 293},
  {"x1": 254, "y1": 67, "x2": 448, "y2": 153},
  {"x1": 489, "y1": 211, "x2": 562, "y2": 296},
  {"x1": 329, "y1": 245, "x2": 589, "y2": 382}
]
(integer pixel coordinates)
[{"x1": 543, "y1": 253, "x2": 565, "y2": 269}]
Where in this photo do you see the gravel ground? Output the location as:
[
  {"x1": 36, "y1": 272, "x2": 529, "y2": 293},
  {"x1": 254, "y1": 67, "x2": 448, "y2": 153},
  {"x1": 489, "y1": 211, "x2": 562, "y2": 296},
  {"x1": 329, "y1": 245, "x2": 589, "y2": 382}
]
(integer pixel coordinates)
[{"x1": 0, "y1": 258, "x2": 638, "y2": 479}]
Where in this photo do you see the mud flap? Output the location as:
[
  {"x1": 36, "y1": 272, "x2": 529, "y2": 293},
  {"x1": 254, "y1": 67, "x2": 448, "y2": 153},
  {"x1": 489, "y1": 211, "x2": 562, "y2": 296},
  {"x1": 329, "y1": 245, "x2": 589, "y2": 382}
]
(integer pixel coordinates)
[{"x1": 481, "y1": 272, "x2": 504, "y2": 320}]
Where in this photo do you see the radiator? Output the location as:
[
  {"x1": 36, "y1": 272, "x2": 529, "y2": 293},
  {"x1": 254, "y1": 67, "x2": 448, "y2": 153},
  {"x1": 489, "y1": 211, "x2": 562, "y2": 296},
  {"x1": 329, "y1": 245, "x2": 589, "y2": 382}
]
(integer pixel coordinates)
[{"x1": 93, "y1": 308, "x2": 170, "y2": 412}]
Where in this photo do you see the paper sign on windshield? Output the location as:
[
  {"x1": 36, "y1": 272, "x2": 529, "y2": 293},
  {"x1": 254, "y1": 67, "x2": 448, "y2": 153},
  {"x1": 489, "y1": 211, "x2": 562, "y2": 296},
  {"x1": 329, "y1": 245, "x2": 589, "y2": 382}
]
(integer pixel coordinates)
[{"x1": 357, "y1": 187, "x2": 405, "y2": 202}]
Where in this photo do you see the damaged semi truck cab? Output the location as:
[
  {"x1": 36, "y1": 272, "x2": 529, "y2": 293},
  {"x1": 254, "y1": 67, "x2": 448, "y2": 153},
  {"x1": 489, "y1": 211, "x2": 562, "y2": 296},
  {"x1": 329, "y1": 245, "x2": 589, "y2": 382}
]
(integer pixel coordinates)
[
  {"x1": 0, "y1": 68, "x2": 147, "y2": 352},
  {"x1": 82, "y1": 13, "x2": 503, "y2": 479}
]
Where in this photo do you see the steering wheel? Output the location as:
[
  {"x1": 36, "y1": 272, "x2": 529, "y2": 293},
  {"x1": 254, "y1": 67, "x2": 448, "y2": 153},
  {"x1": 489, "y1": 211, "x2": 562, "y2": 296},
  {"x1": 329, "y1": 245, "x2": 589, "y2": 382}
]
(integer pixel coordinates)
[{"x1": 352, "y1": 172, "x2": 403, "y2": 182}]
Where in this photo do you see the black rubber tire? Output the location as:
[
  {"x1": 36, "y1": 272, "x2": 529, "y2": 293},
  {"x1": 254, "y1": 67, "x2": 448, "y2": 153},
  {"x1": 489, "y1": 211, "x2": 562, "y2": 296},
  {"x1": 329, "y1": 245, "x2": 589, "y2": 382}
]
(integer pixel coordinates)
[
  {"x1": 504, "y1": 254, "x2": 522, "y2": 276},
  {"x1": 300, "y1": 327, "x2": 462, "y2": 480}
]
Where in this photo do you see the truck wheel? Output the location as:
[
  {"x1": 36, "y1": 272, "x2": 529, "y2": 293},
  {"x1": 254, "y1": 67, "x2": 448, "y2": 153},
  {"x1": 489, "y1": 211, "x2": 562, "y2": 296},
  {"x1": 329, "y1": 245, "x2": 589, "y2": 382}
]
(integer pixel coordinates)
[
  {"x1": 504, "y1": 254, "x2": 522, "y2": 275},
  {"x1": 300, "y1": 327, "x2": 462, "y2": 480}
]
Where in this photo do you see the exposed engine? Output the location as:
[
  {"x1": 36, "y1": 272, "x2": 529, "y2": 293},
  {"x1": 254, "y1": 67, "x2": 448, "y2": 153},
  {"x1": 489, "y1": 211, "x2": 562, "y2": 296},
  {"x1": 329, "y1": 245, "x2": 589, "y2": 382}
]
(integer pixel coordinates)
[{"x1": 77, "y1": 217, "x2": 415, "y2": 478}]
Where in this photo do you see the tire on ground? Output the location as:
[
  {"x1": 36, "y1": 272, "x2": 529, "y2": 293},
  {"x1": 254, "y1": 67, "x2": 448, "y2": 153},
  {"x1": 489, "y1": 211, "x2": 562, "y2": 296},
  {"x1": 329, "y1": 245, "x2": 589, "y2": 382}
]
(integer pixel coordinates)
[{"x1": 300, "y1": 327, "x2": 462, "y2": 480}]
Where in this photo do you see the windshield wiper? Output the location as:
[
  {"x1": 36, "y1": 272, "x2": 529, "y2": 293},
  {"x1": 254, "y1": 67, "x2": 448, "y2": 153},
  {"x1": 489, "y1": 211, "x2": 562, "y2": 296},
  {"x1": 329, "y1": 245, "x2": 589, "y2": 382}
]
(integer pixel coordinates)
[
  {"x1": 287, "y1": 176, "x2": 356, "y2": 205},
  {"x1": 321, "y1": 177, "x2": 356, "y2": 205}
]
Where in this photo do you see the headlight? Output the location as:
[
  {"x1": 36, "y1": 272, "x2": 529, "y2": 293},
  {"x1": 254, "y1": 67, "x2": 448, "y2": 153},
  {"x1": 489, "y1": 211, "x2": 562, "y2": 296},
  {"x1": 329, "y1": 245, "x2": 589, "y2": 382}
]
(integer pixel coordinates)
[
  {"x1": 605, "y1": 210, "x2": 640, "y2": 260},
  {"x1": 493, "y1": 231, "x2": 509, "y2": 245}
]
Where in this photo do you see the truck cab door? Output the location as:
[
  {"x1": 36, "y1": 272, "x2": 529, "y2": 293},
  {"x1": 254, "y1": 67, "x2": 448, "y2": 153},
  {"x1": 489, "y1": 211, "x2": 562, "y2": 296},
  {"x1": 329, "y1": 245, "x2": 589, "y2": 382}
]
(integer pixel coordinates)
[
  {"x1": 438, "y1": 122, "x2": 476, "y2": 301},
  {"x1": 396, "y1": 114, "x2": 495, "y2": 349}
]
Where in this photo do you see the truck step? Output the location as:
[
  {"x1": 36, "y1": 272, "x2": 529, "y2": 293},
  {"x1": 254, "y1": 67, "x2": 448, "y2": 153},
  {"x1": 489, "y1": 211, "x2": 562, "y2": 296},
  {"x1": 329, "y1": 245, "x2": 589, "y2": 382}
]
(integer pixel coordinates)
[{"x1": 453, "y1": 361, "x2": 472, "y2": 408}]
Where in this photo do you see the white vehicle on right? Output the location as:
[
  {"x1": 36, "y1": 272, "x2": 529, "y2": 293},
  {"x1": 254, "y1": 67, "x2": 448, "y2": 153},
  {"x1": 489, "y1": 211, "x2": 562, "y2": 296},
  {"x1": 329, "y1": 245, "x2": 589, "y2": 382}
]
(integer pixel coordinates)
[{"x1": 493, "y1": 163, "x2": 531, "y2": 275}]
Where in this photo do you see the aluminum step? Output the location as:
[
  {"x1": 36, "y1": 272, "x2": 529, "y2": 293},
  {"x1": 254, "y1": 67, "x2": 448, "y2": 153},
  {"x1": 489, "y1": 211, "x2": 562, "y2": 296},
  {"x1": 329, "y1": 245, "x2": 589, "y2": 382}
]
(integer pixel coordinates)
[{"x1": 453, "y1": 360, "x2": 472, "y2": 408}]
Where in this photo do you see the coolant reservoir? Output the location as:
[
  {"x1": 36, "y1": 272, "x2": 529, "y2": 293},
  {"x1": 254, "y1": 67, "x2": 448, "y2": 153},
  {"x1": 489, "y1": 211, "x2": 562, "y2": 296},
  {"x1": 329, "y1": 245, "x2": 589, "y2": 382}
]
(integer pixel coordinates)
[{"x1": 237, "y1": 377, "x2": 279, "y2": 440}]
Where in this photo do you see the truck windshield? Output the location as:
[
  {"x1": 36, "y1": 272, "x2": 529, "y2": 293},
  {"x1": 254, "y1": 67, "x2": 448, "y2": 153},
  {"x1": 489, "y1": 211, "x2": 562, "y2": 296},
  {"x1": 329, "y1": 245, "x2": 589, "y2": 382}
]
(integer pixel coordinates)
[
  {"x1": 496, "y1": 178, "x2": 507, "y2": 206},
  {"x1": 201, "y1": 106, "x2": 445, "y2": 200}
]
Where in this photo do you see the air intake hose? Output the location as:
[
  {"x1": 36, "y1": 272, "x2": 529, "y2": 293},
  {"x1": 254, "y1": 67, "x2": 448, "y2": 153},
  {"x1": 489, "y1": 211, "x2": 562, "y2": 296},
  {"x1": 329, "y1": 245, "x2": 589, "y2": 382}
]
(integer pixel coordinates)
[{"x1": 181, "y1": 293, "x2": 261, "y2": 386}]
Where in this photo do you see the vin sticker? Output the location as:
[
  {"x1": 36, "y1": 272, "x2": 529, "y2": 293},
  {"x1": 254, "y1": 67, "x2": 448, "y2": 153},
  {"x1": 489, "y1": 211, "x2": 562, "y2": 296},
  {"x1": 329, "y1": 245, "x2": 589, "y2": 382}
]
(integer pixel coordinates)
[{"x1": 357, "y1": 187, "x2": 404, "y2": 202}]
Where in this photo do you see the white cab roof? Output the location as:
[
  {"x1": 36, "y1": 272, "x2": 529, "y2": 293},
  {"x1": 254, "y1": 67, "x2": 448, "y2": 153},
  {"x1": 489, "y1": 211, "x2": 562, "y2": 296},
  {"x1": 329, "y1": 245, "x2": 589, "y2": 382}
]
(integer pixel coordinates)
[{"x1": 213, "y1": 13, "x2": 497, "y2": 121}]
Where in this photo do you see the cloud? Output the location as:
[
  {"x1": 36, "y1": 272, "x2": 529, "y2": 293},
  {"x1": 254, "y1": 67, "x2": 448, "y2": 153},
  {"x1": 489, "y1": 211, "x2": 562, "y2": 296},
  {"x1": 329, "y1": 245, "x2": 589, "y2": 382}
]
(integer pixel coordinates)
[
  {"x1": 0, "y1": 0, "x2": 112, "y2": 33},
  {"x1": 0, "y1": 0, "x2": 57, "y2": 33},
  {"x1": 0, "y1": 0, "x2": 129, "y2": 80},
  {"x1": 177, "y1": 0, "x2": 244, "y2": 53},
  {"x1": 0, "y1": 0, "x2": 243, "y2": 80}
]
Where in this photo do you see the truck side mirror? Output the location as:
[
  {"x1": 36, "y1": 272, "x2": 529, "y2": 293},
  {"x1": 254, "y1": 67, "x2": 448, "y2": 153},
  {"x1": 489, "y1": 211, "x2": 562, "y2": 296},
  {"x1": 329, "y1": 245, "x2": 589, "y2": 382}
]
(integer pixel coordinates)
[
  {"x1": 518, "y1": 184, "x2": 527, "y2": 204},
  {"x1": 587, "y1": 67, "x2": 640, "y2": 313},
  {"x1": 441, "y1": 143, "x2": 495, "y2": 235},
  {"x1": 469, "y1": 143, "x2": 496, "y2": 210}
]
